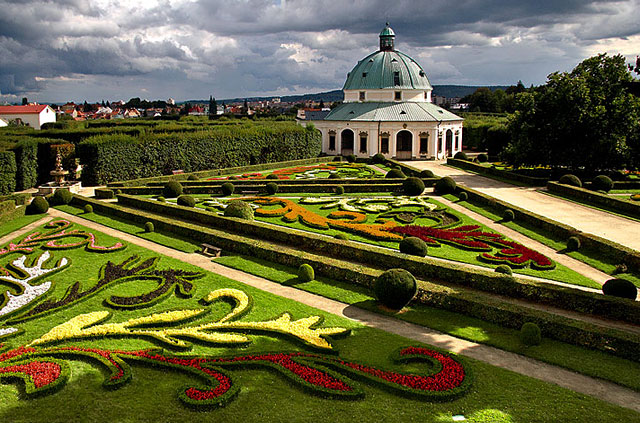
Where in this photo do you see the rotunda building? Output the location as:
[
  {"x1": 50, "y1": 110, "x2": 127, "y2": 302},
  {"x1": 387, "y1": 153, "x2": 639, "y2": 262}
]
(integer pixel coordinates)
[{"x1": 310, "y1": 24, "x2": 463, "y2": 160}]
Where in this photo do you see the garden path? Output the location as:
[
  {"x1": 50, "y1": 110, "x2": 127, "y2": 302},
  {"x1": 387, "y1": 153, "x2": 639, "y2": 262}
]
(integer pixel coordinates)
[
  {"x1": 32, "y1": 208, "x2": 640, "y2": 412},
  {"x1": 409, "y1": 161, "x2": 640, "y2": 252}
]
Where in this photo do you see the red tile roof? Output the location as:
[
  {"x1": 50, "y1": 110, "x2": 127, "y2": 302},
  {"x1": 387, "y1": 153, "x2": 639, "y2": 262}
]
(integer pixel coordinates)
[{"x1": 0, "y1": 105, "x2": 49, "y2": 114}]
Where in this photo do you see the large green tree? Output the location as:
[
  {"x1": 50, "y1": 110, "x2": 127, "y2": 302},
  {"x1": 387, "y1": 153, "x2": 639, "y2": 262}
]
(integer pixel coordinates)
[{"x1": 505, "y1": 53, "x2": 640, "y2": 170}]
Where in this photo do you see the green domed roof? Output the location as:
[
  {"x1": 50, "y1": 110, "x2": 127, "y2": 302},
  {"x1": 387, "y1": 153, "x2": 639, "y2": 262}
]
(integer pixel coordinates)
[
  {"x1": 343, "y1": 50, "x2": 433, "y2": 91},
  {"x1": 379, "y1": 23, "x2": 395, "y2": 37}
]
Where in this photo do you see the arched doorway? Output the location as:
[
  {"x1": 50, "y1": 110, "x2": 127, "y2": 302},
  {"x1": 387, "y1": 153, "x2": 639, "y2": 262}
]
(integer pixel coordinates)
[
  {"x1": 445, "y1": 129, "x2": 453, "y2": 157},
  {"x1": 341, "y1": 129, "x2": 354, "y2": 156},
  {"x1": 396, "y1": 130, "x2": 413, "y2": 160}
]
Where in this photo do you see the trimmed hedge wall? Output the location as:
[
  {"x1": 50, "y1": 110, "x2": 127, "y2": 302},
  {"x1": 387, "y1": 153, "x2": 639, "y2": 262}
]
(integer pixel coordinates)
[
  {"x1": 547, "y1": 181, "x2": 640, "y2": 219},
  {"x1": 13, "y1": 139, "x2": 38, "y2": 191},
  {"x1": 0, "y1": 192, "x2": 31, "y2": 206},
  {"x1": 78, "y1": 123, "x2": 321, "y2": 185},
  {"x1": 115, "y1": 194, "x2": 640, "y2": 325},
  {"x1": 145, "y1": 178, "x2": 427, "y2": 187},
  {"x1": 447, "y1": 158, "x2": 549, "y2": 186},
  {"x1": 0, "y1": 200, "x2": 26, "y2": 226},
  {"x1": 384, "y1": 159, "x2": 423, "y2": 177},
  {"x1": 0, "y1": 150, "x2": 17, "y2": 195}
]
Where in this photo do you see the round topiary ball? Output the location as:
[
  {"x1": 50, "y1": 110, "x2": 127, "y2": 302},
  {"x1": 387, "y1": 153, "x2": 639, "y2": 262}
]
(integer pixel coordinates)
[
  {"x1": 503, "y1": 209, "x2": 515, "y2": 222},
  {"x1": 399, "y1": 237, "x2": 428, "y2": 257},
  {"x1": 83, "y1": 204, "x2": 93, "y2": 214},
  {"x1": 602, "y1": 278, "x2": 637, "y2": 300},
  {"x1": 434, "y1": 176, "x2": 457, "y2": 195},
  {"x1": 53, "y1": 189, "x2": 73, "y2": 205},
  {"x1": 144, "y1": 222, "x2": 155, "y2": 233},
  {"x1": 27, "y1": 196, "x2": 49, "y2": 214},
  {"x1": 520, "y1": 322, "x2": 542, "y2": 346},
  {"x1": 373, "y1": 269, "x2": 418, "y2": 310},
  {"x1": 335, "y1": 185, "x2": 345, "y2": 195},
  {"x1": 558, "y1": 174, "x2": 582, "y2": 188},
  {"x1": 298, "y1": 264, "x2": 315, "y2": 282},
  {"x1": 177, "y1": 195, "x2": 196, "y2": 207},
  {"x1": 163, "y1": 181, "x2": 183, "y2": 198},
  {"x1": 419, "y1": 169, "x2": 435, "y2": 179},
  {"x1": 266, "y1": 173, "x2": 280, "y2": 180},
  {"x1": 328, "y1": 173, "x2": 341, "y2": 179},
  {"x1": 495, "y1": 264, "x2": 512, "y2": 275},
  {"x1": 477, "y1": 153, "x2": 488, "y2": 163},
  {"x1": 224, "y1": 200, "x2": 254, "y2": 220},
  {"x1": 385, "y1": 168, "x2": 406, "y2": 179},
  {"x1": 454, "y1": 151, "x2": 468, "y2": 160},
  {"x1": 458, "y1": 191, "x2": 469, "y2": 201},
  {"x1": 334, "y1": 233, "x2": 348, "y2": 240},
  {"x1": 157, "y1": 196, "x2": 166, "y2": 202},
  {"x1": 592, "y1": 175, "x2": 613, "y2": 192},
  {"x1": 566, "y1": 236, "x2": 581, "y2": 251},
  {"x1": 372, "y1": 153, "x2": 386, "y2": 164},
  {"x1": 187, "y1": 174, "x2": 199, "y2": 181},
  {"x1": 221, "y1": 182, "x2": 235, "y2": 196},
  {"x1": 346, "y1": 154, "x2": 356, "y2": 163},
  {"x1": 265, "y1": 182, "x2": 279, "y2": 195},
  {"x1": 114, "y1": 189, "x2": 122, "y2": 195},
  {"x1": 402, "y1": 177, "x2": 425, "y2": 196}
]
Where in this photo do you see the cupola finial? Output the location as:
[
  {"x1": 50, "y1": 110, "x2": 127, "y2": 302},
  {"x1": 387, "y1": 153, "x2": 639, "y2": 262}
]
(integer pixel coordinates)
[{"x1": 379, "y1": 23, "x2": 395, "y2": 51}]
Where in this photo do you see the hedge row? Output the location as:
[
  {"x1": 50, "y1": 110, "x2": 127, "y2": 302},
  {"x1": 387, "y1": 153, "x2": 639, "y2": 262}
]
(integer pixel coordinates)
[
  {"x1": 384, "y1": 159, "x2": 423, "y2": 177},
  {"x1": 0, "y1": 192, "x2": 31, "y2": 206},
  {"x1": 0, "y1": 150, "x2": 17, "y2": 195},
  {"x1": 116, "y1": 194, "x2": 640, "y2": 325},
  {"x1": 447, "y1": 158, "x2": 549, "y2": 186},
  {"x1": 457, "y1": 185, "x2": 640, "y2": 274},
  {"x1": 71, "y1": 194, "x2": 640, "y2": 361},
  {"x1": 146, "y1": 178, "x2": 423, "y2": 187},
  {"x1": 78, "y1": 123, "x2": 321, "y2": 185},
  {"x1": 462, "y1": 121, "x2": 510, "y2": 156},
  {"x1": 0, "y1": 200, "x2": 25, "y2": 226},
  {"x1": 547, "y1": 181, "x2": 640, "y2": 219}
]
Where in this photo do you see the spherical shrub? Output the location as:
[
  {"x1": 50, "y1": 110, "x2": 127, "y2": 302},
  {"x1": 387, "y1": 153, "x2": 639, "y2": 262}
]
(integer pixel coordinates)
[
  {"x1": 566, "y1": 236, "x2": 581, "y2": 251},
  {"x1": 520, "y1": 322, "x2": 542, "y2": 346},
  {"x1": 266, "y1": 173, "x2": 280, "y2": 180},
  {"x1": 221, "y1": 182, "x2": 235, "y2": 196},
  {"x1": 177, "y1": 195, "x2": 196, "y2": 207},
  {"x1": 328, "y1": 173, "x2": 341, "y2": 179},
  {"x1": 399, "y1": 237, "x2": 427, "y2": 257},
  {"x1": 265, "y1": 182, "x2": 279, "y2": 195},
  {"x1": 53, "y1": 188, "x2": 73, "y2": 205},
  {"x1": 495, "y1": 264, "x2": 512, "y2": 275},
  {"x1": 335, "y1": 185, "x2": 345, "y2": 195},
  {"x1": 224, "y1": 200, "x2": 254, "y2": 220},
  {"x1": 454, "y1": 151, "x2": 468, "y2": 160},
  {"x1": 346, "y1": 154, "x2": 356, "y2": 163},
  {"x1": 631, "y1": 194, "x2": 640, "y2": 201},
  {"x1": 114, "y1": 189, "x2": 122, "y2": 195},
  {"x1": 602, "y1": 278, "x2": 637, "y2": 300},
  {"x1": 27, "y1": 196, "x2": 49, "y2": 214},
  {"x1": 144, "y1": 222, "x2": 155, "y2": 233},
  {"x1": 373, "y1": 269, "x2": 418, "y2": 310},
  {"x1": 187, "y1": 174, "x2": 199, "y2": 181},
  {"x1": 385, "y1": 168, "x2": 406, "y2": 179},
  {"x1": 163, "y1": 181, "x2": 183, "y2": 198},
  {"x1": 503, "y1": 209, "x2": 515, "y2": 222},
  {"x1": 298, "y1": 264, "x2": 315, "y2": 282},
  {"x1": 434, "y1": 176, "x2": 456, "y2": 195},
  {"x1": 403, "y1": 177, "x2": 425, "y2": 196},
  {"x1": 83, "y1": 204, "x2": 93, "y2": 214},
  {"x1": 458, "y1": 192, "x2": 468, "y2": 201},
  {"x1": 558, "y1": 174, "x2": 582, "y2": 188},
  {"x1": 372, "y1": 153, "x2": 386, "y2": 164},
  {"x1": 334, "y1": 233, "x2": 348, "y2": 240},
  {"x1": 477, "y1": 153, "x2": 488, "y2": 163},
  {"x1": 592, "y1": 175, "x2": 613, "y2": 192},
  {"x1": 419, "y1": 169, "x2": 435, "y2": 179},
  {"x1": 157, "y1": 196, "x2": 166, "y2": 202}
]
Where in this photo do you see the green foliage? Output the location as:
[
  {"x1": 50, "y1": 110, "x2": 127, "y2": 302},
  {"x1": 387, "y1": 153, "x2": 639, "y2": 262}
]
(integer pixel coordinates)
[
  {"x1": 567, "y1": 236, "x2": 581, "y2": 251},
  {"x1": 558, "y1": 174, "x2": 582, "y2": 187},
  {"x1": 458, "y1": 191, "x2": 469, "y2": 201},
  {"x1": 177, "y1": 195, "x2": 196, "y2": 207},
  {"x1": 83, "y1": 204, "x2": 93, "y2": 214},
  {"x1": 157, "y1": 196, "x2": 166, "y2": 202},
  {"x1": 144, "y1": 221, "x2": 155, "y2": 233},
  {"x1": 27, "y1": 196, "x2": 49, "y2": 214},
  {"x1": 297, "y1": 263, "x2": 315, "y2": 282},
  {"x1": 385, "y1": 169, "x2": 406, "y2": 179},
  {"x1": 0, "y1": 150, "x2": 17, "y2": 195},
  {"x1": 592, "y1": 175, "x2": 613, "y2": 192},
  {"x1": 477, "y1": 153, "x2": 488, "y2": 162},
  {"x1": 373, "y1": 269, "x2": 417, "y2": 310},
  {"x1": 419, "y1": 169, "x2": 434, "y2": 178},
  {"x1": 334, "y1": 233, "x2": 348, "y2": 240},
  {"x1": 454, "y1": 151, "x2": 468, "y2": 160},
  {"x1": 495, "y1": 264, "x2": 512, "y2": 275},
  {"x1": 502, "y1": 209, "x2": 515, "y2": 222},
  {"x1": 221, "y1": 182, "x2": 235, "y2": 196},
  {"x1": 345, "y1": 154, "x2": 356, "y2": 163},
  {"x1": 187, "y1": 174, "x2": 199, "y2": 181},
  {"x1": 328, "y1": 173, "x2": 341, "y2": 179},
  {"x1": 224, "y1": 200, "x2": 254, "y2": 220},
  {"x1": 434, "y1": 176, "x2": 457, "y2": 194},
  {"x1": 335, "y1": 185, "x2": 345, "y2": 195},
  {"x1": 520, "y1": 322, "x2": 542, "y2": 346},
  {"x1": 372, "y1": 153, "x2": 386, "y2": 164},
  {"x1": 399, "y1": 237, "x2": 427, "y2": 257},
  {"x1": 265, "y1": 182, "x2": 279, "y2": 195},
  {"x1": 163, "y1": 181, "x2": 183, "y2": 198},
  {"x1": 13, "y1": 139, "x2": 38, "y2": 190},
  {"x1": 266, "y1": 173, "x2": 280, "y2": 180},
  {"x1": 402, "y1": 177, "x2": 425, "y2": 196},
  {"x1": 95, "y1": 188, "x2": 115, "y2": 199},
  {"x1": 52, "y1": 189, "x2": 73, "y2": 205},
  {"x1": 602, "y1": 278, "x2": 638, "y2": 300}
]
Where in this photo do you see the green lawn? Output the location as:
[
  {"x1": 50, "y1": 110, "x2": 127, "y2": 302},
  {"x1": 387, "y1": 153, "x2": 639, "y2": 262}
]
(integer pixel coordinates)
[{"x1": 0, "y1": 213, "x2": 46, "y2": 239}]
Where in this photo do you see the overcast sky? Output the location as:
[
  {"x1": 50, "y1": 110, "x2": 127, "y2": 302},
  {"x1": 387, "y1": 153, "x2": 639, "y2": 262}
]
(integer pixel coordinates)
[{"x1": 1, "y1": 0, "x2": 639, "y2": 103}]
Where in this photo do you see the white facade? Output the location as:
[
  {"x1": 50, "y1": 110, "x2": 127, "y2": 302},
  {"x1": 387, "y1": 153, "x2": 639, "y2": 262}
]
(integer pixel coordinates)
[
  {"x1": 0, "y1": 118, "x2": 7, "y2": 128},
  {"x1": 0, "y1": 105, "x2": 56, "y2": 130}
]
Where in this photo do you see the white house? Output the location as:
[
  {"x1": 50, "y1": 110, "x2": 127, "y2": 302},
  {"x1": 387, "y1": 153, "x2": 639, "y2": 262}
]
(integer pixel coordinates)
[
  {"x1": 308, "y1": 24, "x2": 463, "y2": 160},
  {"x1": 0, "y1": 117, "x2": 7, "y2": 128},
  {"x1": 0, "y1": 104, "x2": 56, "y2": 130}
]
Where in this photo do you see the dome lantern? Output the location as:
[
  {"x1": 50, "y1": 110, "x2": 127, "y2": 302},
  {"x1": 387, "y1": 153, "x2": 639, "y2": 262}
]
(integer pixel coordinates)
[{"x1": 379, "y1": 22, "x2": 395, "y2": 51}]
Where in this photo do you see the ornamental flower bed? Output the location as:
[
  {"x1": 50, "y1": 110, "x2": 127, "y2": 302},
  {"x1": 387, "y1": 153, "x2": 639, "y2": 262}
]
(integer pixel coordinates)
[{"x1": 208, "y1": 163, "x2": 382, "y2": 181}]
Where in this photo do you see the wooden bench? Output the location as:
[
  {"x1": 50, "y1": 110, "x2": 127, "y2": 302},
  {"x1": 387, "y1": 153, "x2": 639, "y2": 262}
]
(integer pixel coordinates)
[{"x1": 200, "y1": 243, "x2": 222, "y2": 257}]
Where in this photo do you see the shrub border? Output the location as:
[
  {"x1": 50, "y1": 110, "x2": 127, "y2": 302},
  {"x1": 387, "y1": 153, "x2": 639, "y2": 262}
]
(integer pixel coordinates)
[
  {"x1": 547, "y1": 181, "x2": 640, "y2": 220},
  {"x1": 447, "y1": 158, "x2": 549, "y2": 186}
]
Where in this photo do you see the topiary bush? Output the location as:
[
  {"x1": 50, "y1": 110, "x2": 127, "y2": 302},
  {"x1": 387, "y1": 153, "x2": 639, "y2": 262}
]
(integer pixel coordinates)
[
  {"x1": 558, "y1": 174, "x2": 582, "y2": 188},
  {"x1": 458, "y1": 191, "x2": 468, "y2": 201},
  {"x1": 592, "y1": 175, "x2": 613, "y2": 192},
  {"x1": 163, "y1": 181, "x2": 183, "y2": 198},
  {"x1": 52, "y1": 189, "x2": 73, "y2": 205},
  {"x1": 402, "y1": 177, "x2": 425, "y2": 196},
  {"x1": 602, "y1": 278, "x2": 637, "y2": 300},
  {"x1": 434, "y1": 176, "x2": 456, "y2": 195},
  {"x1": 419, "y1": 169, "x2": 434, "y2": 178},
  {"x1": 83, "y1": 204, "x2": 93, "y2": 214},
  {"x1": 298, "y1": 263, "x2": 315, "y2": 282},
  {"x1": 399, "y1": 237, "x2": 427, "y2": 257},
  {"x1": 345, "y1": 154, "x2": 356, "y2": 163},
  {"x1": 157, "y1": 196, "x2": 166, "y2": 202},
  {"x1": 221, "y1": 182, "x2": 235, "y2": 196},
  {"x1": 520, "y1": 322, "x2": 542, "y2": 346},
  {"x1": 144, "y1": 222, "x2": 155, "y2": 233},
  {"x1": 335, "y1": 185, "x2": 345, "y2": 195},
  {"x1": 385, "y1": 168, "x2": 406, "y2": 179},
  {"x1": 228, "y1": 176, "x2": 238, "y2": 180},
  {"x1": 503, "y1": 209, "x2": 515, "y2": 222},
  {"x1": 477, "y1": 153, "x2": 488, "y2": 163},
  {"x1": 265, "y1": 182, "x2": 279, "y2": 195},
  {"x1": 266, "y1": 173, "x2": 280, "y2": 180},
  {"x1": 334, "y1": 233, "x2": 348, "y2": 240},
  {"x1": 372, "y1": 153, "x2": 386, "y2": 164},
  {"x1": 373, "y1": 269, "x2": 418, "y2": 310},
  {"x1": 187, "y1": 174, "x2": 199, "y2": 181},
  {"x1": 177, "y1": 195, "x2": 196, "y2": 207},
  {"x1": 566, "y1": 236, "x2": 581, "y2": 251},
  {"x1": 328, "y1": 173, "x2": 341, "y2": 179},
  {"x1": 454, "y1": 151, "x2": 468, "y2": 160},
  {"x1": 224, "y1": 200, "x2": 254, "y2": 220},
  {"x1": 114, "y1": 189, "x2": 122, "y2": 195},
  {"x1": 495, "y1": 264, "x2": 512, "y2": 275},
  {"x1": 27, "y1": 196, "x2": 49, "y2": 214}
]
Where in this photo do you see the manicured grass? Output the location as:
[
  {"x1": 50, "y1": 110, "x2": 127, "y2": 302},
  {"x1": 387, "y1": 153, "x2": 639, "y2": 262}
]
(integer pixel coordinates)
[
  {"x1": 2, "y1": 220, "x2": 637, "y2": 421},
  {"x1": 0, "y1": 213, "x2": 45, "y2": 239},
  {"x1": 215, "y1": 254, "x2": 640, "y2": 393}
]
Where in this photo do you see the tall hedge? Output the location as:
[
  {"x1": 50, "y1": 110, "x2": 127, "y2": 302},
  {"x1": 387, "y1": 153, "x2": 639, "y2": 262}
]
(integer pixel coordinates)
[
  {"x1": 78, "y1": 123, "x2": 321, "y2": 185},
  {"x1": 0, "y1": 150, "x2": 17, "y2": 195},
  {"x1": 13, "y1": 139, "x2": 38, "y2": 190}
]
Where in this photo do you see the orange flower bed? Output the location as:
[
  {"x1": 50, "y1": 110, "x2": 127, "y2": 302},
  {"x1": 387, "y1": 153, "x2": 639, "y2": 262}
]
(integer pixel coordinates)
[{"x1": 327, "y1": 211, "x2": 367, "y2": 223}]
